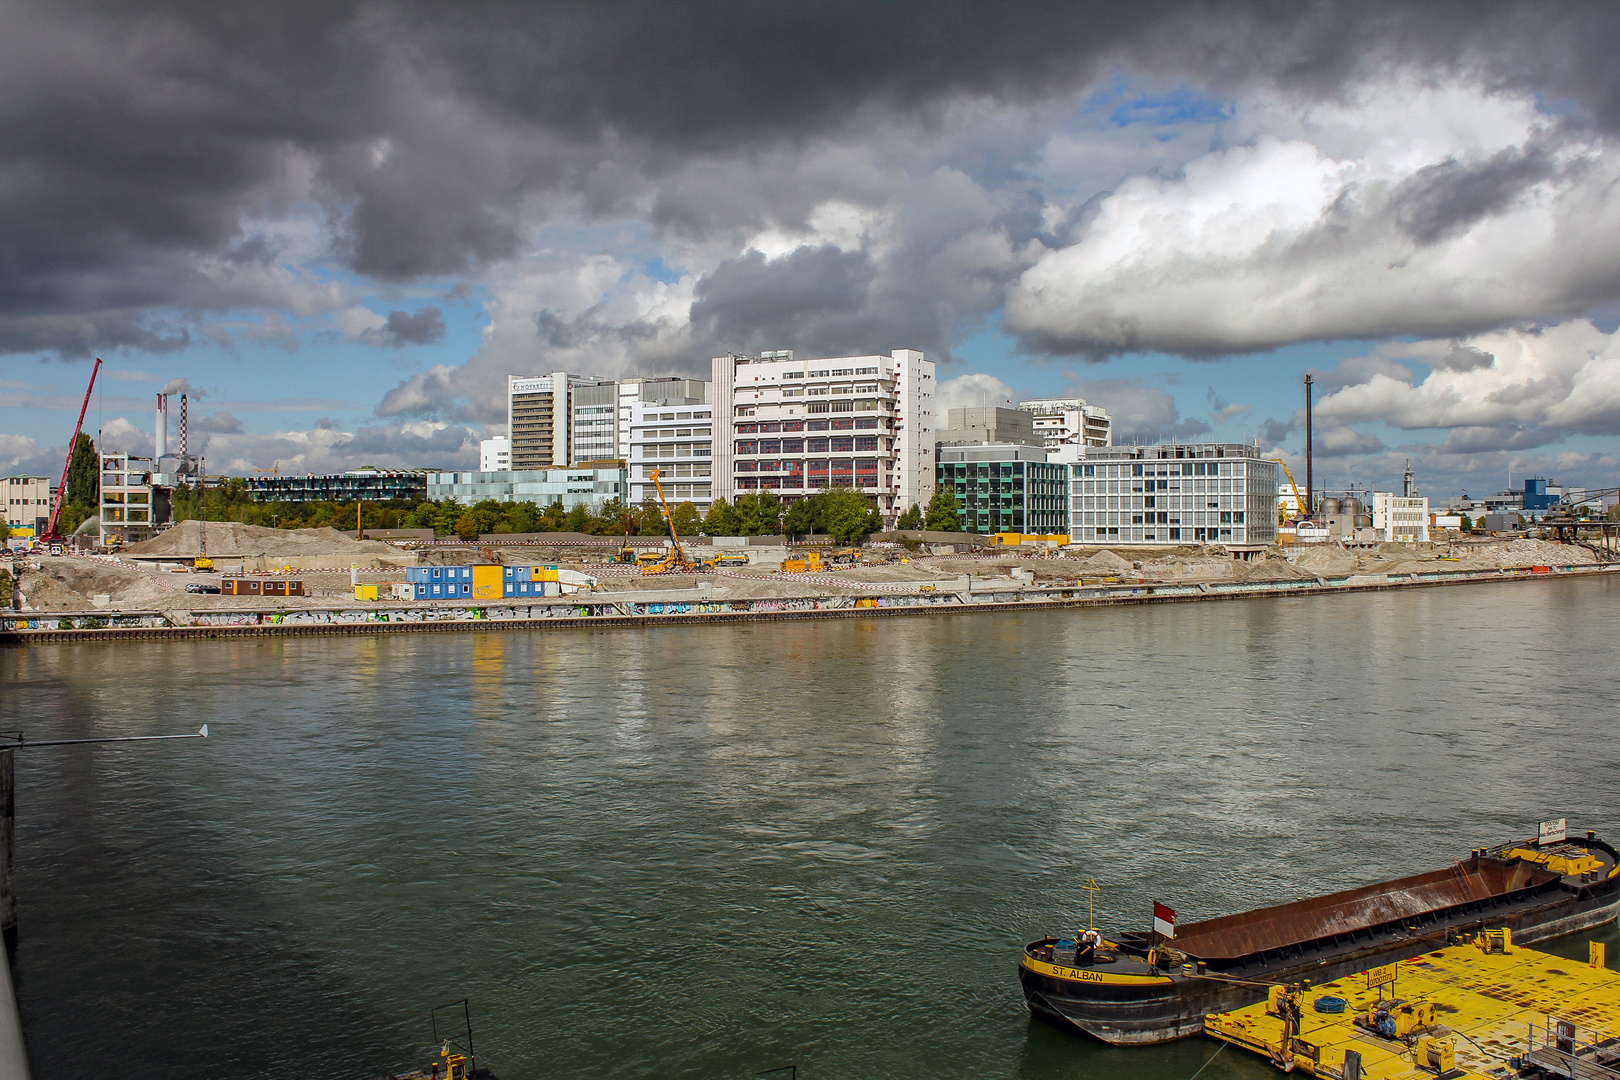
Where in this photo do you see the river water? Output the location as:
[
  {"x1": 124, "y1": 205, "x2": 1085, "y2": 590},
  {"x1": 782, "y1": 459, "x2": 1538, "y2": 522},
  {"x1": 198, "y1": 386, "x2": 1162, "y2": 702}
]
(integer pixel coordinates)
[{"x1": 3, "y1": 577, "x2": 1618, "y2": 1080}]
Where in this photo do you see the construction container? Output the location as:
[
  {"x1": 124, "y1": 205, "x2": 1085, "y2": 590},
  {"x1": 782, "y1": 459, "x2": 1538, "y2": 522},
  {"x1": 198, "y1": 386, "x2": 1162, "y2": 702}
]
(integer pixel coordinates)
[
  {"x1": 262, "y1": 580, "x2": 288, "y2": 596},
  {"x1": 391, "y1": 583, "x2": 414, "y2": 600},
  {"x1": 531, "y1": 565, "x2": 558, "y2": 581},
  {"x1": 354, "y1": 583, "x2": 379, "y2": 601},
  {"x1": 471, "y1": 565, "x2": 503, "y2": 600},
  {"x1": 222, "y1": 578, "x2": 261, "y2": 595}
]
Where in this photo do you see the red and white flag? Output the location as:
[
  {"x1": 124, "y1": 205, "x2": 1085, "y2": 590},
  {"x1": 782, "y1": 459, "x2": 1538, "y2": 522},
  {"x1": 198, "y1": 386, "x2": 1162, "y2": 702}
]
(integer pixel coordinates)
[{"x1": 1153, "y1": 902, "x2": 1176, "y2": 939}]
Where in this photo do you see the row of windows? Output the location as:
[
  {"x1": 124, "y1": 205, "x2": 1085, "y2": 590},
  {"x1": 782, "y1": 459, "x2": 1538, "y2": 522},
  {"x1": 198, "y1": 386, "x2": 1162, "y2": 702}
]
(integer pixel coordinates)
[
  {"x1": 737, "y1": 437, "x2": 884, "y2": 454},
  {"x1": 1074, "y1": 527, "x2": 1240, "y2": 542},
  {"x1": 737, "y1": 457, "x2": 885, "y2": 473},
  {"x1": 1075, "y1": 461, "x2": 1250, "y2": 478},
  {"x1": 737, "y1": 418, "x2": 883, "y2": 433},
  {"x1": 638, "y1": 464, "x2": 711, "y2": 479}
]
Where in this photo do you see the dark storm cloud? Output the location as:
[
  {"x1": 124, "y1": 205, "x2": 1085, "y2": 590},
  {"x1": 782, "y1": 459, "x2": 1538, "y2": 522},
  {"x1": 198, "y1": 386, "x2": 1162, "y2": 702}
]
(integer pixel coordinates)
[
  {"x1": 8, "y1": 1, "x2": 1620, "y2": 359},
  {"x1": 380, "y1": 306, "x2": 446, "y2": 346},
  {"x1": 689, "y1": 246, "x2": 876, "y2": 354},
  {"x1": 1393, "y1": 145, "x2": 1561, "y2": 245}
]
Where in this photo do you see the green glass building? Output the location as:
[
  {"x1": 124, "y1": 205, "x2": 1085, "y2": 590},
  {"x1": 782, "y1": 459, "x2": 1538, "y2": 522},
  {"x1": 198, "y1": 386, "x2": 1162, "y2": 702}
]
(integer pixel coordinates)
[{"x1": 936, "y1": 444, "x2": 1067, "y2": 535}]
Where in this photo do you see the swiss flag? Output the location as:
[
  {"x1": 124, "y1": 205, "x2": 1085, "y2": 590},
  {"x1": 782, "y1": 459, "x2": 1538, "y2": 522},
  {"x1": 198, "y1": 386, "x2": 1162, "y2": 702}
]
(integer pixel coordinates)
[{"x1": 1153, "y1": 902, "x2": 1176, "y2": 939}]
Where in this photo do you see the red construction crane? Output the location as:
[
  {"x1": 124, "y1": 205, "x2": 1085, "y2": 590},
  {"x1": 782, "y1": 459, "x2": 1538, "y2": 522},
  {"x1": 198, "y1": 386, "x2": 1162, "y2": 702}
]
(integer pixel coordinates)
[{"x1": 44, "y1": 357, "x2": 101, "y2": 542}]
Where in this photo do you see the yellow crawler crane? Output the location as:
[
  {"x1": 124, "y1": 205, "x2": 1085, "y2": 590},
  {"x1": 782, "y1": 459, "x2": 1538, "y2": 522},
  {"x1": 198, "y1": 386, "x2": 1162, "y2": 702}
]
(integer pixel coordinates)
[
  {"x1": 639, "y1": 468, "x2": 698, "y2": 575},
  {"x1": 1272, "y1": 458, "x2": 1309, "y2": 520}
]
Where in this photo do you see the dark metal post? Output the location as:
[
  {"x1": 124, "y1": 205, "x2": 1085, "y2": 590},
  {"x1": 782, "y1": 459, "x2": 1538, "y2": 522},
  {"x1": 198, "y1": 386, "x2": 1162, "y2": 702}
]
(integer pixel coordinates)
[
  {"x1": 0, "y1": 748, "x2": 12, "y2": 935},
  {"x1": 1303, "y1": 375, "x2": 1314, "y2": 516}
]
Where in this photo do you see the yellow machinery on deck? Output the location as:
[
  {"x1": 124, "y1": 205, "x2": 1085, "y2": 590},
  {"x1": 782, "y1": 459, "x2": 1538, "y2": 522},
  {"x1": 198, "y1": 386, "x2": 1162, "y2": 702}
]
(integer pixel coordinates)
[
  {"x1": 1272, "y1": 459, "x2": 1309, "y2": 522},
  {"x1": 639, "y1": 469, "x2": 698, "y2": 575}
]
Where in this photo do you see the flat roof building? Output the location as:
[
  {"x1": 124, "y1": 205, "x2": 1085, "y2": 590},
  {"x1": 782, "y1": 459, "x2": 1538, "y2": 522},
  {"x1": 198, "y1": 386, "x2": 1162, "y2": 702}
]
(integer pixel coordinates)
[
  {"x1": 936, "y1": 443, "x2": 1067, "y2": 536},
  {"x1": 428, "y1": 467, "x2": 626, "y2": 509},
  {"x1": 1067, "y1": 443, "x2": 1280, "y2": 549},
  {"x1": 479, "y1": 435, "x2": 510, "y2": 472},
  {"x1": 937, "y1": 407, "x2": 1043, "y2": 447},
  {"x1": 628, "y1": 401, "x2": 715, "y2": 511},
  {"x1": 711, "y1": 348, "x2": 936, "y2": 525},
  {"x1": 1019, "y1": 397, "x2": 1112, "y2": 450},
  {"x1": 244, "y1": 469, "x2": 428, "y2": 503},
  {"x1": 3, "y1": 475, "x2": 51, "y2": 535}
]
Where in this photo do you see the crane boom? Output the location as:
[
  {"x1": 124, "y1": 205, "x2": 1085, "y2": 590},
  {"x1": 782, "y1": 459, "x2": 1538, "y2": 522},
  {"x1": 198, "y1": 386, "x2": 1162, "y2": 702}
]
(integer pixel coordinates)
[
  {"x1": 45, "y1": 357, "x2": 102, "y2": 541},
  {"x1": 1271, "y1": 458, "x2": 1308, "y2": 520},
  {"x1": 640, "y1": 468, "x2": 696, "y2": 574}
]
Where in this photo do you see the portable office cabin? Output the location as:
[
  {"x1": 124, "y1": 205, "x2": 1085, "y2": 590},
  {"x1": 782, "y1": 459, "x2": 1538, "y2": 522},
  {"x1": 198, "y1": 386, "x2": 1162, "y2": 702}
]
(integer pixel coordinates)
[{"x1": 471, "y1": 564, "x2": 503, "y2": 600}]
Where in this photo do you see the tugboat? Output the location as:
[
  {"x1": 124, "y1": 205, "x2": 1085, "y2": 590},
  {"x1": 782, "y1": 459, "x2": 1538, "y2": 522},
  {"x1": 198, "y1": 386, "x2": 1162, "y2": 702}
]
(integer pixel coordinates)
[{"x1": 1020, "y1": 824, "x2": 1620, "y2": 1045}]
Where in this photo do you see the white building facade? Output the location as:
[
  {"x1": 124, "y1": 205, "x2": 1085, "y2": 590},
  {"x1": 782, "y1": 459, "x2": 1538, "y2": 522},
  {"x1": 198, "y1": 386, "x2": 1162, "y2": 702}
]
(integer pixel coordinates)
[
  {"x1": 3, "y1": 475, "x2": 51, "y2": 534},
  {"x1": 479, "y1": 435, "x2": 510, "y2": 472},
  {"x1": 1019, "y1": 397, "x2": 1112, "y2": 450},
  {"x1": 508, "y1": 372, "x2": 602, "y2": 471},
  {"x1": 1068, "y1": 443, "x2": 1280, "y2": 548},
  {"x1": 1372, "y1": 493, "x2": 1430, "y2": 542},
  {"x1": 710, "y1": 349, "x2": 935, "y2": 524},
  {"x1": 627, "y1": 402, "x2": 715, "y2": 511},
  {"x1": 427, "y1": 467, "x2": 626, "y2": 509}
]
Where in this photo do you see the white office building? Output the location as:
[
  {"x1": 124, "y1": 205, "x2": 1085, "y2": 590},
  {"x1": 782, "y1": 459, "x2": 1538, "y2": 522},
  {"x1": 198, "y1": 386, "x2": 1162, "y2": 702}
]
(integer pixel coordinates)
[
  {"x1": 3, "y1": 475, "x2": 51, "y2": 534},
  {"x1": 479, "y1": 435, "x2": 510, "y2": 472},
  {"x1": 1067, "y1": 443, "x2": 1280, "y2": 548},
  {"x1": 508, "y1": 372, "x2": 603, "y2": 471},
  {"x1": 627, "y1": 402, "x2": 715, "y2": 510},
  {"x1": 710, "y1": 349, "x2": 936, "y2": 524},
  {"x1": 1019, "y1": 397, "x2": 1113, "y2": 450},
  {"x1": 1372, "y1": 493, "x2": 1430, "y2": 542}
]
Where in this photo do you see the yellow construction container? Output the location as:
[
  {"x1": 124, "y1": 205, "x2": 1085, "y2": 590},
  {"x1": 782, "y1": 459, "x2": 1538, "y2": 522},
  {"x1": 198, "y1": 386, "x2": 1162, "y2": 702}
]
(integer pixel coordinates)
[
  {"x1": 353, "y1": 583, "x2": 379, "y2": 601},
  {"x1": 471, "y1": 564, "x2": 503, "y2": 600},
  {"x1": 530, "y1": 566, "x2": 559, "y2": 582}
]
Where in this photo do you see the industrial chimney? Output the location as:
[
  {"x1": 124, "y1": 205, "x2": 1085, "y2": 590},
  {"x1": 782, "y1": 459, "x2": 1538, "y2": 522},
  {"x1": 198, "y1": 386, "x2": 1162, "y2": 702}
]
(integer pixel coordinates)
[{"x1": 155, "y1": 393, "x2": 168, "y2": 459}]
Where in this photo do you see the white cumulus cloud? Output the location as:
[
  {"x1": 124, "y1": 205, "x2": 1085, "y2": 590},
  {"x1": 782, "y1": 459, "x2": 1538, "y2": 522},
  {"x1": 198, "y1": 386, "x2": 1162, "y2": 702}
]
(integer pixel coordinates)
[{"x1": 1006, "y1": 82, "x2": 1620, "y2": 355}]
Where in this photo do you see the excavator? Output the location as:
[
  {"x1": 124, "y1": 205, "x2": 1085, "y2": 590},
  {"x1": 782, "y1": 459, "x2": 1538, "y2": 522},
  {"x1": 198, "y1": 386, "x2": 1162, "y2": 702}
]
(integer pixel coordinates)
[{"x1": 639, "y1": 469, "x2": 700, "y2": 575}]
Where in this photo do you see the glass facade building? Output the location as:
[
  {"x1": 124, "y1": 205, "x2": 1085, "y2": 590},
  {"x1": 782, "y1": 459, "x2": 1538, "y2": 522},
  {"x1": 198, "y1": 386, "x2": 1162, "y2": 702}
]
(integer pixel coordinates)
[
  {"x1": 427, "y1": 467, "x2": 626, "y2": 508},
  {"x1": 245, "y1": 469, "x2": 428, "y2": 503},
  {"x1": 1068, "y1": 444, "x2": 1279, "y2": 547},
  {"x1": 936, "y1": 444, "x2": 1067, "y2": 535}
]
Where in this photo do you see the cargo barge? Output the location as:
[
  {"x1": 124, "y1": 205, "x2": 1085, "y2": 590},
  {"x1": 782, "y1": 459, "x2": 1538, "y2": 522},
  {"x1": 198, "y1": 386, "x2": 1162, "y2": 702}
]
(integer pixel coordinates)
[{"x1": 1019, "y1": 828, "x2": 1620, "y2": 1045}]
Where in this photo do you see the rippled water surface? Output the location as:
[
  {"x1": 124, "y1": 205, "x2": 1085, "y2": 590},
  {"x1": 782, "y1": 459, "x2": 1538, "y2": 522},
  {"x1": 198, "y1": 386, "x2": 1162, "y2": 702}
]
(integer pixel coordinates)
[{"x1": 3, "y1": 577, "x2": 1618, "y2": 1079}]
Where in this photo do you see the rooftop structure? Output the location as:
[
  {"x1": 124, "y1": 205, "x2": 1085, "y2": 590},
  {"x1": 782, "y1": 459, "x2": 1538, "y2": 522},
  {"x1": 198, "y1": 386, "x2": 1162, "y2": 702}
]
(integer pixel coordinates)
[
  {"x1": 1018, "y1": 397, "x2": 1112, "y2": 450},
  {"x1": 937, "y1": 407, "x2": 1042, "y2": 447}
]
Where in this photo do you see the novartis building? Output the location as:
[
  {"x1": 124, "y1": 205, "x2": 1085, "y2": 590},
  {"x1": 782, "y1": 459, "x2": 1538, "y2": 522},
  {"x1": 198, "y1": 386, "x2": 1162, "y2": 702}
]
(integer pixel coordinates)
[{"x1": 1067, "y1": 443, "x2": 1280, "y2": 549}]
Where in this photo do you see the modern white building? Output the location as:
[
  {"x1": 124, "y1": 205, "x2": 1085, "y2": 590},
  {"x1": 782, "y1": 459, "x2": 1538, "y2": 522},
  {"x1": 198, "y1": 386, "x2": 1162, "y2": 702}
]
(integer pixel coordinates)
[
  {"x1": 627, "y1": 402, "x2": 715, "y2": 511},
  {"x1": 1067, "y1": 443, "x2": 1280, "y2": 548},
  {"x1": 508, "y1": 372, "x2": 602, "y2": 471},
  {"x1": 710, "y1": 349, "x2": 936, "y2": 524},
  {"x1": 479, "y1": 435, "x2": 510, "y2": 472},
  {"x1": 1019, "y1": 397, "x2": 1112, "y2": 450},
  {"x1": 3, "y1": 475, "x2": 51, "y2": 534},
  {"x1": 1372, "y1": 493, "x2": 1430, "y2": 542}
]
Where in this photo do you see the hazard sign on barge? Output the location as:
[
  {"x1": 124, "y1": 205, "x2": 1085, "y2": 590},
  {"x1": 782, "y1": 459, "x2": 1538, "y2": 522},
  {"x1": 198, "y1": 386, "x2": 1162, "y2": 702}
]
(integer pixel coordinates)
[{"x1": 1019, "y1": 825, "x2": 1620, "y2": 1046}]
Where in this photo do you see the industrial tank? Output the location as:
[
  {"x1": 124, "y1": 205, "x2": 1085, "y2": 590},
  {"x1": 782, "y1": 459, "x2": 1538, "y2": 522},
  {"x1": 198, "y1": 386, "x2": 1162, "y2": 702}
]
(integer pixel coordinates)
[
  {"x1": 1341, "y1": 497, "x2": 1364, "y2": 517},
  {"x1": 1319, "y1": 497, "x2": 1342, "y2": 515}
]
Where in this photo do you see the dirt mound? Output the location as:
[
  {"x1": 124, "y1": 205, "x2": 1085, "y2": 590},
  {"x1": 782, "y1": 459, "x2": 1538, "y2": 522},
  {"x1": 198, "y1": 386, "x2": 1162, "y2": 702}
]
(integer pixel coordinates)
[
  {"x1": 1141, "y1": 554, "x2": 1235, "y2": 581},
  {"x1": 1074, "y1": 549, "x2": 1132, "y2": 575},
  {"x1": 1237, "y1": 559, "x2": 1317, "y2": 583},
  {"x1": 124, "y1": 521, "x2": 403, "y2": 558},
  {"x1": 16, "y1": 559, "x2": 183, "y2": 610}
]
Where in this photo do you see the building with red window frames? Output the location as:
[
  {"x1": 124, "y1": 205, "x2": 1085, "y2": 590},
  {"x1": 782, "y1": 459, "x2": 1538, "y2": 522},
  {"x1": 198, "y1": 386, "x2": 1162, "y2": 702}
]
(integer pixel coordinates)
[{"x1": 710, "y1": 349, "x2": 936, "y2": 526}]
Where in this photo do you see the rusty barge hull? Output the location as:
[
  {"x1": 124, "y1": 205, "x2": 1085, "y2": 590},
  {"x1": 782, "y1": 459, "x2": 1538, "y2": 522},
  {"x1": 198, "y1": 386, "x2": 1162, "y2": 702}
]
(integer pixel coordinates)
[{"x1": 1020, "y1": 835, "x2": 1620, "y2": 1046}]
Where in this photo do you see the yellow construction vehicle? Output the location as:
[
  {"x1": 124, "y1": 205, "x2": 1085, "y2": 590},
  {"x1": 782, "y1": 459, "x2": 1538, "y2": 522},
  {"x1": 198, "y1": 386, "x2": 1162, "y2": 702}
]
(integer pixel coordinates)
[
  {"x1": 825, "y1": 547, "x2": 863, "y2": 565},
  {"x1": 1272, "y1": 459, "x2": 1309, "y2": 520},
  {"x1": 779, "y1": 551, "x2": 823, "y2": 573},
  {"x1": 639, "y1": 469, "x2": 699, "y2": 575}
]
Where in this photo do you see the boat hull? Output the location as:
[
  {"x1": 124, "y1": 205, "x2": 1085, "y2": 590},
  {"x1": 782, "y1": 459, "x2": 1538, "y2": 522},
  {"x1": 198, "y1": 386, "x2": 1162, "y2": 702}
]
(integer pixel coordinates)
[{"x1": 1022, "y1": 854, "x2": 1620, "y2": 1045}]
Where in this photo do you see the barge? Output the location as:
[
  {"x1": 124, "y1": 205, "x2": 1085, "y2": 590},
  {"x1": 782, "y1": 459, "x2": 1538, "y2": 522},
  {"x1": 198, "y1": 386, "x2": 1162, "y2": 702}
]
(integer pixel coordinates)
[{"x1": 1019, "y1": 828, "x2": 1620, "y2": 1045}]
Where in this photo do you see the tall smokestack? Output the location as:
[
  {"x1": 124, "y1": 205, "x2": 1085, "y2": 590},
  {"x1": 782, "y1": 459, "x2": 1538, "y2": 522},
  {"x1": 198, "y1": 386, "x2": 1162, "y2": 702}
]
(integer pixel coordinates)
[
  {"x1": 155, "y1": 393, "x2": 168, "y2": 459},
  {"x1": 180, "y1": 393, "x2": 188, "y2": 456},
  {"x1": 1303, "y1": 374, "x2": 1313, "y2": 516}
]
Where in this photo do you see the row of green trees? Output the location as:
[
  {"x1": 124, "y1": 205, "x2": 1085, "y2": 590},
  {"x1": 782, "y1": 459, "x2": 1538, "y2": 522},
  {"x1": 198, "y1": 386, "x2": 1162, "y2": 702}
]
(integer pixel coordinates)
[{"x1": 161, "y1": 481, "x2": 964, "y2": 544}]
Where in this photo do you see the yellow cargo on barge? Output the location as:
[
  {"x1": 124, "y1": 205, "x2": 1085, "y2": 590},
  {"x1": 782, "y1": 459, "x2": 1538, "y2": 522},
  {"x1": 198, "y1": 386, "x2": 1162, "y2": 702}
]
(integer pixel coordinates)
[{"x1": 1203, "y1": 930, "x2": 1620, "y2": 1078}]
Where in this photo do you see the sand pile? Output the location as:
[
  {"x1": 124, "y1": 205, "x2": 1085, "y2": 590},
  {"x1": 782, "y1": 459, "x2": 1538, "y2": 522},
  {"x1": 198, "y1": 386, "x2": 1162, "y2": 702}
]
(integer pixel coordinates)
[
  {"x1": 1074, "y1": 549, "x2": 1132, "y2": 575},
  {"x1": 1287, "y1": 547, "x2": 1360, "y2": 575},
  {"x1": 15, "y1": 560, "x2": 183, "y2": 610},
  {"x1": 1237, "y1": 559, "x2": 1317, "y2": 583},
  {"x1": 125, "y1": 521, "x2": 404, "y2": 559}
]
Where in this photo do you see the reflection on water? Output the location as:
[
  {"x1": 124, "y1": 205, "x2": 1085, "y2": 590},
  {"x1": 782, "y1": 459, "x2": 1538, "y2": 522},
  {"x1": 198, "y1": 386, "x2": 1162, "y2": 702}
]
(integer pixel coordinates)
[{"x1": 3, "y1": 578, "x2": 1618, "y2": 1079}]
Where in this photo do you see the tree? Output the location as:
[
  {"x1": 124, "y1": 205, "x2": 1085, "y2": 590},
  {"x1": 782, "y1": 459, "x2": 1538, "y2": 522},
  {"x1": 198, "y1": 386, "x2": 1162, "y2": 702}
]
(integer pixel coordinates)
[
  {"x1": 671, "y1": 501, "x2": 702, "y2": 536},
  {"x1": 734, "y1": 490, "x2": 782, "y2": 536},
  {"x1": 454, "y1": 513, "x2": 480, "y2": 541},
  {"x1": 894, "y1": 503, "x2": 923, "y2": 530},
  {"x1": 703, "y1": 497, "x2": 741, "y2": 536},
  {"x1": 434, "y1": 501, "x2": 463, "y2": 537},
  {"x1": 65, "y1": 432, "x2": 99, "y2": 512},
  {"x1": 638, "y1": 496, "x2": 666, "y2": 536},
  {"x1": 1458, "y1": 513, "x2": 1473, "y2": 532},
  {"x1": 923, "y1": 487, "x2": 962, "y2": 532},
  {"x1": 564, "y1": 503, "x2": 592, "y2": 533},
  {"x1": 783, "y1": 498, "x2": 819, "y2": 538}
]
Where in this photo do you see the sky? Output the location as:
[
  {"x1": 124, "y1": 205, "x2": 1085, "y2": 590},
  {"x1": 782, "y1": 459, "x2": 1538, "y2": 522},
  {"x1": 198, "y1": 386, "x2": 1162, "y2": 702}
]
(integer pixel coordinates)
[{"x1": 6, "y1": 1, "x2": 1620, "y2": 505}]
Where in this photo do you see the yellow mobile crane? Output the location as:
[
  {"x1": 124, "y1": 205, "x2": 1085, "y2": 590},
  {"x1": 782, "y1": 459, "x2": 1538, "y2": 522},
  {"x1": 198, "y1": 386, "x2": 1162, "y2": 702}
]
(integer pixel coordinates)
[
  {"x1": 1272, "y1": 459, "x2": 1309, "y2": 521},
  {"x1": 640, "y1": 468, "x2": 699, "y2": 575}
]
